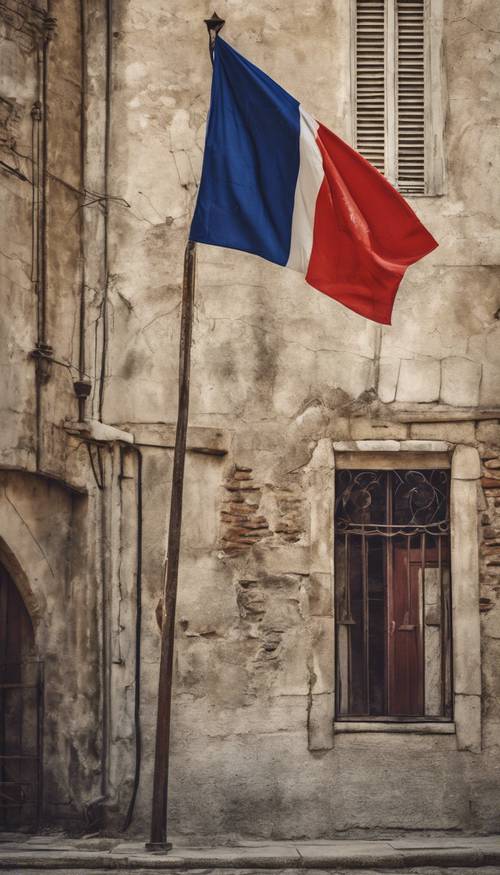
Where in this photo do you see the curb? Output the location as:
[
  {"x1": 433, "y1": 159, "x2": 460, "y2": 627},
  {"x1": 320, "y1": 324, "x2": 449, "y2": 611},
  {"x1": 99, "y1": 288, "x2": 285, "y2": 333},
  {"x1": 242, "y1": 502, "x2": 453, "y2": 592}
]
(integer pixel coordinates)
[{"x1": 0, "y1": 848, "x2": 499, "y2": 870}]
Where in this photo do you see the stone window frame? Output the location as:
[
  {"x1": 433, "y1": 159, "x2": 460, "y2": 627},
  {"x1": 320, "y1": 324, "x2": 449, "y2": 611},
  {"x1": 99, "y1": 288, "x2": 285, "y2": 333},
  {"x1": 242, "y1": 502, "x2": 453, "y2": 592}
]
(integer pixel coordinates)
[
  {"x1": 306, "y1": 439, "x2": 481, "y2": 753},
  {"x1": 349, "y1": 0, "x2": 446, "y2": 196}
]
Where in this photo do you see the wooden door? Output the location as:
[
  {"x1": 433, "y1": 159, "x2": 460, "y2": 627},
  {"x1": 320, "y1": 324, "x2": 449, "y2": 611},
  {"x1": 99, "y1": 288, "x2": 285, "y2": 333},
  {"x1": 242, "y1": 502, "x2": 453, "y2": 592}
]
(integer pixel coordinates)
[
  {"x1": 388, "y1": 545, "x2": 425, "y2": 716},
  {"x1": 389, "y1": 543, "x2": 448, "y2": 717},
  {"x1": 0, "y1": 564, "x2": 34, "y2": 682},
  {"x1": 0, "y1": 562, "x2": 38, "y2": 829}
]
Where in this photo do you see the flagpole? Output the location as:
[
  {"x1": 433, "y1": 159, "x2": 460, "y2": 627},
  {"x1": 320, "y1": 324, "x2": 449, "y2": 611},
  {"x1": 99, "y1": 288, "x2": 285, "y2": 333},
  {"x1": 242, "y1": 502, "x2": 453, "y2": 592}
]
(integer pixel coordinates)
[
  {"x1": 147, "y1": 239, "x2": 196, "y2": 851},
  {"x1": 146, "y1": 12, "x2": 224, "y2": 852}
]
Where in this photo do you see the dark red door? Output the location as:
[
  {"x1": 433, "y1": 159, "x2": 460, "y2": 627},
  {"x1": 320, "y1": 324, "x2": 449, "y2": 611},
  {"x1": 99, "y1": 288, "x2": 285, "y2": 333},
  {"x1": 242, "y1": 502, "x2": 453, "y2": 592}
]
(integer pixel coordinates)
[{"x1": 388, "y1": 545, "x2": 427, "y2": 716}]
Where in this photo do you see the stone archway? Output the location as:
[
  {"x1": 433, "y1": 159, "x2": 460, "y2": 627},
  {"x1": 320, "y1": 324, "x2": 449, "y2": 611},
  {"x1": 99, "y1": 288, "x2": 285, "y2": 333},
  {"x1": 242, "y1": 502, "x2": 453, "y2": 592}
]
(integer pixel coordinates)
[{"x1": 0, "y1": 537, "x2": 41, "y2": 634}]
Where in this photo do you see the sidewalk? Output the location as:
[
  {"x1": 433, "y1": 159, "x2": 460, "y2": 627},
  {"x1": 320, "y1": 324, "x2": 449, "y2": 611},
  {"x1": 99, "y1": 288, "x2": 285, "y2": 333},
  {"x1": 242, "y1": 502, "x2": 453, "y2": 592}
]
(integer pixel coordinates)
[{"x1": 1, "y1": 834, "x2": 500, "y2": 872}]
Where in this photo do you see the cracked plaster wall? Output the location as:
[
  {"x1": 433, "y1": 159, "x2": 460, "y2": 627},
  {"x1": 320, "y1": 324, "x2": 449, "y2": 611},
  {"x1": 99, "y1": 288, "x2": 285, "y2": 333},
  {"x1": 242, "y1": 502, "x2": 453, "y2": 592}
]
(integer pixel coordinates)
[
  {"x1": 1, "y1": 0, "x2": 500, "y2": 839},
  {"x1": 103, "y1": 0, "x2": 500, "y2": 838}
]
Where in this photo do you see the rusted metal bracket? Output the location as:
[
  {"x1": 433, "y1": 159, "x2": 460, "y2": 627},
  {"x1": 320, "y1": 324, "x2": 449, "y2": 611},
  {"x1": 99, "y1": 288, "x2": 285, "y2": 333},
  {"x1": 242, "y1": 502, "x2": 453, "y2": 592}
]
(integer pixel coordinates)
[
  {"x1": 30, "y1": 342, "x2": 53, "y2": 384},
  {"x1": 204, "y1": 10, "x2": 225, "y2": 64}
]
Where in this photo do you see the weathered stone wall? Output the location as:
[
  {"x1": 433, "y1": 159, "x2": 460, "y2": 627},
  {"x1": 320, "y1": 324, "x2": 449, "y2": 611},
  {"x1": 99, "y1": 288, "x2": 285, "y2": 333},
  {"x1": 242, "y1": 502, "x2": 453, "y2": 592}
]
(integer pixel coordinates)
[
  {"x1": 0, "y1": 469, "x2": 100, "y2": 827},
  {"x1": 1, "y1": 0, "x2": 500, "y2": 841}
]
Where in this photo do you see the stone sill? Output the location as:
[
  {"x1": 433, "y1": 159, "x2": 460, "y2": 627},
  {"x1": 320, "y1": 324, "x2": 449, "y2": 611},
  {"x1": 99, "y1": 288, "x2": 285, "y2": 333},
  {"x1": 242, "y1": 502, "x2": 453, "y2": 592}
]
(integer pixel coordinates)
[{"x1": 334, "y1": 721, "x2": 456, "y2": 735}]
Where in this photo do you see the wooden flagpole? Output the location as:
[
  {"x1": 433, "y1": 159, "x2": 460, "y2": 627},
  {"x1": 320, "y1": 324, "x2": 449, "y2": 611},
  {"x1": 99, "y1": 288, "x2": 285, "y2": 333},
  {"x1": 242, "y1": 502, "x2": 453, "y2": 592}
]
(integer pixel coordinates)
[
  {"x1": 147, "y1": 239, "x2": 196, "y2": 850},
  {"x1": 147, "y1": 13, "x2": 224, "y2": 852}
]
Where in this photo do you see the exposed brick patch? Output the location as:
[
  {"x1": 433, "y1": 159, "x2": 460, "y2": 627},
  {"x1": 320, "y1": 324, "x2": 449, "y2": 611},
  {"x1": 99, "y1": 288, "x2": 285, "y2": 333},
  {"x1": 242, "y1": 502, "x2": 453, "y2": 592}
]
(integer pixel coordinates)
[
  {"x1": 220, "y1": 466, "x2": 271, "y2": 555},
  {"x1": 219, "y1": 467, "x2": 306, "y2": 555},
  {"x1": 481, "y1": 477, "x2": 500, "y2": 490}
]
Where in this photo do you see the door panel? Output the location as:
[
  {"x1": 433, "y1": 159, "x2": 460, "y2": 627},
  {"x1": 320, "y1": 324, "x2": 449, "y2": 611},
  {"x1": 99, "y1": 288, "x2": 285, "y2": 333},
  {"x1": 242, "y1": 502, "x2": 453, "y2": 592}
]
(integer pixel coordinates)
[
  {"x1": 388, "y1": 544, "x2": 447, "y2": 717},
  {"x1": 388, "y1": 543, "x2": 423, "y2": 716}
]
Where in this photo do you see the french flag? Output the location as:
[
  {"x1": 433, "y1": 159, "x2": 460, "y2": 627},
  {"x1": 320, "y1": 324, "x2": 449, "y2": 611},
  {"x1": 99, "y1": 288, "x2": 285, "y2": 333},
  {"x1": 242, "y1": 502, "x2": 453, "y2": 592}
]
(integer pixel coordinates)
[{"x1": 190, "y1": 38, "x2": 438, "y2": 325}]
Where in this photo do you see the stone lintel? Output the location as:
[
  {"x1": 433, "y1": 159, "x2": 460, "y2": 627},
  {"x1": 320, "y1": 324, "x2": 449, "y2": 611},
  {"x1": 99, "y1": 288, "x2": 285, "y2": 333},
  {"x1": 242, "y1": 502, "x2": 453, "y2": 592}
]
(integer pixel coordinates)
[
  {"x1": 336, "y1": 451, "x2": 451, "y2": 470},
  {"x1": 334, "y1": 439, "x2": 451, "y2": 453},
  {"x1": 114, "y1": 423, "x2": 230, "y2": 455},
  {"x1": 390, "y1": 406, "x2": 500, "y2": 423}
]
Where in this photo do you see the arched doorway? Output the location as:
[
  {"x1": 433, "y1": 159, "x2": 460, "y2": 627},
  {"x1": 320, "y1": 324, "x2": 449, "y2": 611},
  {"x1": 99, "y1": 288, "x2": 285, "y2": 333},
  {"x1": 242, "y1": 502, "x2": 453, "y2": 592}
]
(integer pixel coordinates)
[{"x1": 0, "y1": 561, "x2": 43, "y2": 831}]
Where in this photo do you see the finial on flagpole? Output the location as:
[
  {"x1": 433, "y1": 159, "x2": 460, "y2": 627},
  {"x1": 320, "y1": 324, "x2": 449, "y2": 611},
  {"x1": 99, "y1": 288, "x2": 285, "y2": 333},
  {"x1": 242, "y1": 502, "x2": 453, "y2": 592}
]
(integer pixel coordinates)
[{"x1": 204, "y1": 11, "x2": 225, "y2": 64}]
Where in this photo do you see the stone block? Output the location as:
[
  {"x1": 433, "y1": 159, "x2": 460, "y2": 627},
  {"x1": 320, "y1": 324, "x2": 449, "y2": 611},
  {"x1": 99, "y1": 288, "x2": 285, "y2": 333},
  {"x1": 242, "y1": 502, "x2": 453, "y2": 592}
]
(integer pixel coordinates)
[
  {"x1": 396, "y1": 358, "x2": 441, "y2": 403},
  {"x1": 332, "y1": 441, "x2": 359, "y2": 451},
  {"x1": 482, "y1": 477, "x2": 500, "y2": 490},
  {"x1": 349, "y1": 421, "x2": 409, "y2": 441},
  {"x1": 451, "y1": 477, "x2": 481, "y2": 697},
  {"x1": 325, "y1": 416, "x2": 352, "y2": 442},
  {"x1": 308, "y1": 692, "x2": 334, "y2": 751},
  {"x1": 308, "y1": 445, "x2": 334, "y2": 575},
  {"x1": 308, "y1": 572, "x2": 333, "y2": 617},
  {"x1": 378, "y1": 357, "x2": 400, "y2": 404},
  {"x1": 452, "y1": 445, "x2": 481, "y2": 481},
  {"x1": 253, "y1": 544, "x2": 311, "y2": 575},
  {"x1": 410, "y1": 422, "x2": 477, "y2": 444},
  {"x1": 311, "y1": 616, "x2": 335, "y2": 694},
  {"x1": 476, "y1": 421, "x2": 500, "y2": 448},
  {"x1": 399, "y1": 440, "x2": 451, "y2": 453},
  {"x1": 455, "y1": 694, "x2": 481, "y2": 752},
  {"x1": 440, "y1": 356, "x2": 482, "y2": 407},
  {"x1": 335, "y1": 439, "x2": 401, "y2": 452},
  {"x1": 306, "y1": 437, "x2": 335, "y2": 470}
]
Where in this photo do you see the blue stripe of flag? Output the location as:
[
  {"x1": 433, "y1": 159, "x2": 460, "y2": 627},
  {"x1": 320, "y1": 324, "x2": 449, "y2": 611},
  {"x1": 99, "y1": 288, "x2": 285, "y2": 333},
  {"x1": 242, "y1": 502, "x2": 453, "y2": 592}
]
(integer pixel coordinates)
[{"x1": 190, "y1": 38, "x2": 301, "y2": 266}]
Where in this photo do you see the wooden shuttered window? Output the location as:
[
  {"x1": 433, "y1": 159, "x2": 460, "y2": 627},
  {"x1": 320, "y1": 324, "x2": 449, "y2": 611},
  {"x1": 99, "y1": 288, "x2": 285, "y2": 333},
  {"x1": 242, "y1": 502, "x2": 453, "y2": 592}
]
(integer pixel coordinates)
[
  {"x1": 354, "y1": 0, "x2": 386, "y2": 174},
  {"x1": 353, "y1": 0, "x2": 440, "y2": 196},
  {"x1": 397, "y1": 0, "x2": 425, "y2": 193}
]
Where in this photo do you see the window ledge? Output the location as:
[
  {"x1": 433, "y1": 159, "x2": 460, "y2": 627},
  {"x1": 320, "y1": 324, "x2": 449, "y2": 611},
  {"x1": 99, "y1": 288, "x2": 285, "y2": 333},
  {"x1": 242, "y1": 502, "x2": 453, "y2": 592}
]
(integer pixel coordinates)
[{"x1": 334, "y1": 721, "x2": 455, "y2": 735}]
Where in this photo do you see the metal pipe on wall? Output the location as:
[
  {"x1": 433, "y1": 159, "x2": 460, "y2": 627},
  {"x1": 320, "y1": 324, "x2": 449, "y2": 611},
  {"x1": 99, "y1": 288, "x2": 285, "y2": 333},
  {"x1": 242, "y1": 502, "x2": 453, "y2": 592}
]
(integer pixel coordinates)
[
  {"x1": 97, "y1": 0, "x2": 113, "y2": 422},
  {"x1": 31, "y1": 16, "x2": 55, "y2": 469},
  {"x1": 74, "y1": 0, "x2": 92, "y2": 421}
]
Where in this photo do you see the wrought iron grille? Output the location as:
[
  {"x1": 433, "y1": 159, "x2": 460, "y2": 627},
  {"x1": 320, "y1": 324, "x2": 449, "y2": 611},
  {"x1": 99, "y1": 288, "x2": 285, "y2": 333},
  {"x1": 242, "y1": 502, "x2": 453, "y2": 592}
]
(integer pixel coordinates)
[{"x1": 335, "y1": 469, "x2": 452, "y2": 720}]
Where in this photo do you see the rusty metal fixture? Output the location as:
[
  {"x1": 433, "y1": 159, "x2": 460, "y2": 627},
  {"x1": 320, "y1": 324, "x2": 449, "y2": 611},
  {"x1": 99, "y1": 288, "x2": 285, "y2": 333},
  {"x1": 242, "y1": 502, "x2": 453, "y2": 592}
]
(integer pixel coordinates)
[
  {"x1": 73, "y1": 379, "x2": 92, "y2": 421},
  {"x1": 30, "y1": 100, "x2": 42, "y2": 121},
  {"x1": 336, "y1": 468, "x2": 450, "y2": 537},
  {"x1": 73, "y1": 379, "x2": 92, "y2": 400},
  {"x1": 30, "y1": 342, "x2": 53, "y2": 385},
  {"x1": 204, "y1": 11, "x2": 225, "y2": 63}
]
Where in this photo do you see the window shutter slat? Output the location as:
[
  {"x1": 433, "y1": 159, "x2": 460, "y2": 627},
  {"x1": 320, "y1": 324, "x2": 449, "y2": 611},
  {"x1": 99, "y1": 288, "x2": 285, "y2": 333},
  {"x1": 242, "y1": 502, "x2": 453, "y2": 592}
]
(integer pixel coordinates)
[
  {"x1": 355, "y1": 0, "x2": 386, "y2": 173},
  {"x1": 396, "y1": 0, "x2": 426, "y2": 194}
]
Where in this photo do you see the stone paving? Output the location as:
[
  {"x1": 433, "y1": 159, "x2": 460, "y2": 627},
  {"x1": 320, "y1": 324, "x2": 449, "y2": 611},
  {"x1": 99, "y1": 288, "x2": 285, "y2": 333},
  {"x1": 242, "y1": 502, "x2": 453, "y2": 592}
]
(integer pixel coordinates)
[{"x1": 0, "y1": 834, "x2": 500, "y2": 872}]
